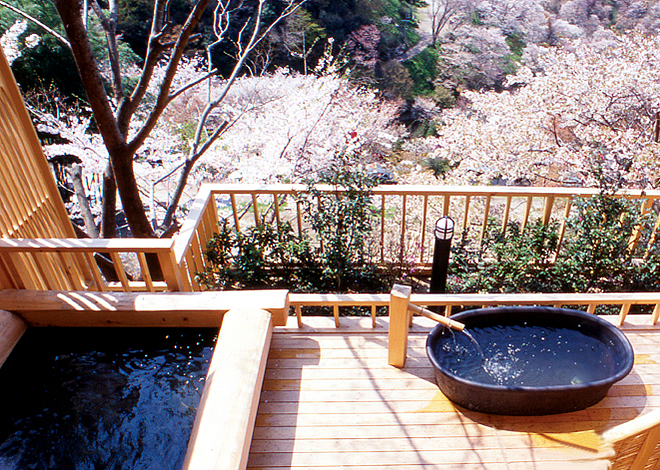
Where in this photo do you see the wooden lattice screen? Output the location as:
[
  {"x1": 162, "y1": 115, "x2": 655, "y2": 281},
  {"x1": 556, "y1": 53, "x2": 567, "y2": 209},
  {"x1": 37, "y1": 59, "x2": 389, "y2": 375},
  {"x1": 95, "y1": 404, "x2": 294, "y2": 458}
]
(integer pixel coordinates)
[
  {"x1": 0, "y1": 48, "x2": 74, "y2": 239},
  {"x1": 0, "y1": 46, "x2": 92, "y2": 290}
]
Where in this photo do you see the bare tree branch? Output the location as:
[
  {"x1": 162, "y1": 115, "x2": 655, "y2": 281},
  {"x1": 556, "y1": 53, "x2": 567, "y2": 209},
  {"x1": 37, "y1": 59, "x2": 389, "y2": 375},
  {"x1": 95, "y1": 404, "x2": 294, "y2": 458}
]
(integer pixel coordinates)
[
  {"x1": 116, "y1": 0, "x2": 170, "y2": 131},
  {"x1": 0, "y1": 0, "x2": 71, "y2": 49},
  {"x1": 90, "y1": 0, "x2": 123, "y2": 101},
  {"x1": 169, "y1": 68, "x2": 219, "y2": 103},
  {"x1": 191, "y1": 0, "x2": 305, "y2": 159},
  {"x1": 126, "y1": 0, "x2": 212, "y2": 155}
]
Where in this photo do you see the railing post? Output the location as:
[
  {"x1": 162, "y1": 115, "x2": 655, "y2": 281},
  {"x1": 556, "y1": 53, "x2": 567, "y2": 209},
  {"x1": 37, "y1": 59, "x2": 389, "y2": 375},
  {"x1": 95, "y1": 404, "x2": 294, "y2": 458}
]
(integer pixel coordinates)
[
  {"x1": 389, "y1": 284, "x2": 412, "y2": 368},
  {"x1": 619, "y1": 303, "x2": 632, "y2": 326}
]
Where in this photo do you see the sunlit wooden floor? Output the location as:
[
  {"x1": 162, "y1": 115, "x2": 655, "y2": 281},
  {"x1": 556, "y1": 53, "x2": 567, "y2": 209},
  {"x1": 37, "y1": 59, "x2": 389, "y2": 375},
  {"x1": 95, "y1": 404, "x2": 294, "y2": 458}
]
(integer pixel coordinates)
[{"x1": 247, "y1": 315, "x2": 660, "y2": 470}]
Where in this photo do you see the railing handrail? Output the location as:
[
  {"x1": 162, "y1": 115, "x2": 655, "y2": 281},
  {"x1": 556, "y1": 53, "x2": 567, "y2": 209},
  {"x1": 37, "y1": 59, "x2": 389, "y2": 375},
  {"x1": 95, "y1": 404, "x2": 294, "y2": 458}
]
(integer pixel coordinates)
[
  {"x1": 189, "y1": 183, "x2": 660, "y2": 198},
  {"x1": 0, "y1": 237, "x2": 176, "y2": 252},
  {"x1": 289, "y1": 291, "x2": 660, "y2": 328},
  {"x1": 289, "y1": 291, "x2": 660, "y2": 306},
  {"x1": 174, "y1": 185, "x2": 215, "y2": 265}
]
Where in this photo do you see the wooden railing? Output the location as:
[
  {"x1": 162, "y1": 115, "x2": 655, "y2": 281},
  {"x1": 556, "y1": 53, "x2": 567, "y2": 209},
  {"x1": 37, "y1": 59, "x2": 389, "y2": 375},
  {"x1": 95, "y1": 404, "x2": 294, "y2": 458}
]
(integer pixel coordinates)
[
  {"x1": 174, "y1": 185, "x2": 221, "y2": 291},
  {"x1": 3, "y1": 183, "x2": 660, "y2": 296},
  {"x1": 177, "y1": 184, "x2": 660, "y2": 271},
  {"x1": 0, "y1": 238, "x2": 185, "y2": 292},
  {"x1": 289, "y1": 291, "x2": 660, "y2": 328}
]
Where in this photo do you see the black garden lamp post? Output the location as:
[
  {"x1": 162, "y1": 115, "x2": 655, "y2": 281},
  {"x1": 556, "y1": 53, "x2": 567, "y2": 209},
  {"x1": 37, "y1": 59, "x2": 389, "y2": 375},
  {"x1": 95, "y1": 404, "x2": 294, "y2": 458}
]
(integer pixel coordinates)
[{"x1": 430, "y1": 216, "x2": 454, "y2": 294}]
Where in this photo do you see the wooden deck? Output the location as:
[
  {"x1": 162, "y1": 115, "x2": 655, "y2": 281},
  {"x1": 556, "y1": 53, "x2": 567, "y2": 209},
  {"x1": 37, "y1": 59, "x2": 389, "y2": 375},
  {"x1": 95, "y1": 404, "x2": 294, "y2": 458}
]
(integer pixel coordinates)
[{"x1": 248, "y1": 315, "x2": 660, "y2": 470}]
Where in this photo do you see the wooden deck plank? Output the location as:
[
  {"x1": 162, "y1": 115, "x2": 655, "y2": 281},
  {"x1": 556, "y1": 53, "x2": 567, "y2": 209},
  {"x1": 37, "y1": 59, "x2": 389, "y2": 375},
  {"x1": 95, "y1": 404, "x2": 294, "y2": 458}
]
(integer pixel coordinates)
[
  {"x1": 264, "y1": 351, "x2": 660, "y2": 368},
  {"x1": 249, "y1": 315, "x2": 660, "y2": 469},
  {"x1": 247, "y1": 465, "x2": 574, "y2": 470},
  {"x1": 258, "y1": 383, "x2": 654, "y2": 403},
  {"x1": 247, "y1": 449, "x2": 610, "y2": 468}
]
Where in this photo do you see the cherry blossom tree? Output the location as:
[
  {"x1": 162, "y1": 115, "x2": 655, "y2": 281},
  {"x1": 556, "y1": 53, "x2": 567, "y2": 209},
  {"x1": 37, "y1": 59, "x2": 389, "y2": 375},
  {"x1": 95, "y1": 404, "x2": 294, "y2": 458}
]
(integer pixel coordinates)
[
  {"x1": 33, "y1": 55, "x2": 404, "y2": 229},
  {"x1": 52, "y1": 0, "x2": 305, "y2": 238},
  {"x1": 427, "y1": 0, "x2": 463, "y2": 45},
  {"x1": 404, "y1": 33, "x2": 660, "y2": 188}
]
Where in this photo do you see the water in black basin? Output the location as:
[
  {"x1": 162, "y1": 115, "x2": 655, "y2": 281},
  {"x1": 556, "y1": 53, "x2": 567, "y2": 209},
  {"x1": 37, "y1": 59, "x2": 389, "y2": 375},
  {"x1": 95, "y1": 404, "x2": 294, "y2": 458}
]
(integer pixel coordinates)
[
  {"x1": 436, "y1": 324, "x2": 620, "y2": 387},
  {"x1": 0, "y1": 328, "x2": 216, "y2": 470}
]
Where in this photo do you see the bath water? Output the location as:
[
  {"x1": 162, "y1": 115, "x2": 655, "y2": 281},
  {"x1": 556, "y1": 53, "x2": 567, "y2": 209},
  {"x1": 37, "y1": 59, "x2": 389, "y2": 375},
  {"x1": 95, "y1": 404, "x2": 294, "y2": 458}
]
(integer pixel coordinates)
[
  {"x1": 437, "y1": 324, "x2": 619, "y2": 387},
  {"x1": 0, "y1": 328, "x2": 217, "y2": 470}
]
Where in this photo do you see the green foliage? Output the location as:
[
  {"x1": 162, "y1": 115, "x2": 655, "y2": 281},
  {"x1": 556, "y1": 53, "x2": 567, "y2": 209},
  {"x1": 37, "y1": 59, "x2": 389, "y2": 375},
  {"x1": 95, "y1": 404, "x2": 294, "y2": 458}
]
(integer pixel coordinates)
[
  {"x1": 3, "y1": 0, "x2": 138, "y2": 98},
  {"x1": 470, "y1": 10, "x2": 484, "y2": 26},
  {"x1": 298, "y1": 154, "x2": 380, "y2": 291},
  {"x1": 501, "y1": 33, "x2": 525, "y2": 76},
  {"x1": 11, "y1": 36, "x2": 84, "y2": 97},
  {"x1": 0, "y1": 0, "x2": 84, "y2": 96},
  {"x1": 403, "y1": 46, "x2": 438, "y2": 96},
  {"x1": 173, "y1": 121, "x2": 207, "y2": 155},
  {"x1": 554, "y1": 193, "x2": 654, "y2": 292},
  {"x1": 450, "y1": 220, "x2": 561, "y2": 293},
  {"x1": 410, "y1": 120, "x2": 437, "y2": 138},
  {"x1": 431, "y1": 84, "x2": 456, "y2": 108},
  {"x1": 197, "y1": 219, "x2": 321, "y2": 290},
  {"x1": 281, "y1": 8, "x2": 326, "y2": 58},
  {"x1": 504, "y1": 32, "x2": 525, "y2": 58},
  {"x1": 420, "y1": 156, "x2": 458, "y2": 179},
  {"x1": 377, "y1": 60, "x2": 414, "y2": 99}
]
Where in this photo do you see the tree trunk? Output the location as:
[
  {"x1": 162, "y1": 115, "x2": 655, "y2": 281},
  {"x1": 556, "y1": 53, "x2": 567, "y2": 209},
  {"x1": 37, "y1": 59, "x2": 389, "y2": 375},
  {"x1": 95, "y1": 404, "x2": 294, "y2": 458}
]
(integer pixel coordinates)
[
  {"x1": 111, "y1": 147, "x2": 155, "y2": 238},
  {"x1": 69, "y1": 163, "x2": 99, "y2": 238},
  {"x1": 100, "y1": 161, "x2": 117, "y2": 238},
  {"x1": 161, "y1": 159, "x2": 195, "y2": 229},
  {"x1": 55, "y1": 0, "x2": 154, "y2": 239}
]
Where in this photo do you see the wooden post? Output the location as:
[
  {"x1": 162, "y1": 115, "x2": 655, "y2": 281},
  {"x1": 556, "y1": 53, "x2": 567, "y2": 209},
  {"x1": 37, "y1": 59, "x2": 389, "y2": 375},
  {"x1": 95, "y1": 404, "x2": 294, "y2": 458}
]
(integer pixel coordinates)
[
  {"x1": 0, "y1": 309, "x2": 27, "y2": 367},
  {"x1": 542, "y1": 195, "x2": 555, "y2": 225},
  {"x1": 389, "y1": 284, "x2": 411, "y2": 368},
  {"x1": 619, "y1": 303, "x2": 632, "y2": 326},
  {"x1": 629, "y1": 198, "x2": 653, "y2": 252},
  {"x1": 653, "y1": 303, "x2": 660, "y2": 325}
]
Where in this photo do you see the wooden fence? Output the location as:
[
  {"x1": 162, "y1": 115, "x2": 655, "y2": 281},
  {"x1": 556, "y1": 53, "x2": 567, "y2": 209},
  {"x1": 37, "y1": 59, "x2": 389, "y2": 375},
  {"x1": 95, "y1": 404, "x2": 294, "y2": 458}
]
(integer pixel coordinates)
[
  {"x1": 3, "y1": 183, "x2": 660, "y2": 300},
  {"x1": 0, "y1": 238, "x2": 185, "y2": 292},
  {"x1": 174, "y1": 183, "x2": 660, "y2": 274}
]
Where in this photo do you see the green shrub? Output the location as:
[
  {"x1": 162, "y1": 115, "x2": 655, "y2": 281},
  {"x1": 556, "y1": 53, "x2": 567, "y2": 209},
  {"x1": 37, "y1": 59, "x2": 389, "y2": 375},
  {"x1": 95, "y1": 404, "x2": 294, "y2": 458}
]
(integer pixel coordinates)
[
  {"x1": 448, "y1": 220, "x2": 561, "y2": 293},
  {"x1": 197, "y1": 219, "x2": 325, "y2": 291},
  {"x1": 297, "y1": 155, "x2": 379, "y2": 291},
  {"x1": 377, "y1": 60, "x2": 414, "y2": 99},
  {"x1": 198, "y1": 154, "x2": 411, "y2": 293},
  {"x1": 403, "y1": 46, "x2": 439, "y2": 96}
]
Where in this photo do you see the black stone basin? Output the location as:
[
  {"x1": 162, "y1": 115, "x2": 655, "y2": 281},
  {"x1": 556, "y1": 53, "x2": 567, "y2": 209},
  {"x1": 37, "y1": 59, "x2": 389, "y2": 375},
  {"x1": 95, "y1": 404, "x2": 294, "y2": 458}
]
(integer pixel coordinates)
[{"x1": 426, "y1": 307, "x2": 634, "y2": 415}]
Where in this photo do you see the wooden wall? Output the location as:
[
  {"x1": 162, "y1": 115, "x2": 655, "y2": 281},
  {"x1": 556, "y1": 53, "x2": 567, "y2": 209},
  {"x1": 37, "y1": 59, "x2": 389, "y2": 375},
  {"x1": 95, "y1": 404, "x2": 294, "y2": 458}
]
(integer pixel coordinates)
[{"x1": 0, "y1": 47, "x2": 83, "y2": 289}]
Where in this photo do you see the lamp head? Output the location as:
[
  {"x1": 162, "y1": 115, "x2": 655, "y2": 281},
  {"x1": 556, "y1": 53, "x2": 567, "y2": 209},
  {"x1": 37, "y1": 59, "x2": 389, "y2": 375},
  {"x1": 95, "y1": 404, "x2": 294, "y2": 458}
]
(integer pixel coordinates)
[{"x1": 435, "y1": 216, "x2": 455, "y2": 241}]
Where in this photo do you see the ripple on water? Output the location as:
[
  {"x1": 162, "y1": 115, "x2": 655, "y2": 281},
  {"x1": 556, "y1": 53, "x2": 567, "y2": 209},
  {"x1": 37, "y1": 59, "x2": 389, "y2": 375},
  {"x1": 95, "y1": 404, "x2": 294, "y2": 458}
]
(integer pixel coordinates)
[
  {"x1": 435, "y1": 324, "x2": 619, "y2": 387},
  {"x1": 0, "y1": 328, "x2": 217, "y2": 470}
]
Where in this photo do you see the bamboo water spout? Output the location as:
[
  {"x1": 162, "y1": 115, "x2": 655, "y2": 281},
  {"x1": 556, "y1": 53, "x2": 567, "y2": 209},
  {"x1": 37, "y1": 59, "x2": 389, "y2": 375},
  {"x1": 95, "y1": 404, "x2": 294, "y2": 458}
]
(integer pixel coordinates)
[{"x1": 408, "y1": 303, "x2": 465, "y2": 331}]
